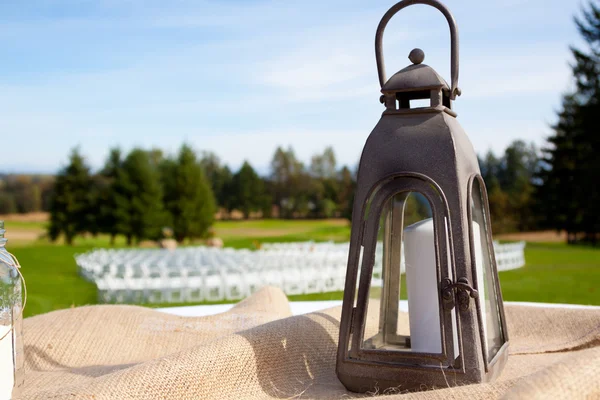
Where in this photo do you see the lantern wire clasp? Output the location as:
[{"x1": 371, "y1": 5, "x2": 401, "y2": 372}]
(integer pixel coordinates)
[{"x1": 442, "y1": 277, "x2": 478, "y2": 311}]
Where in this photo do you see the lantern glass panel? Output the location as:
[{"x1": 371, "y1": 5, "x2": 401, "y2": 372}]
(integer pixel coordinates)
[
  {"x1": 361, "y1": 191, "x2": 444, "y2": 354},
  {"x1": 471, "y1": 179, "x2": 505, "y2": 362}
]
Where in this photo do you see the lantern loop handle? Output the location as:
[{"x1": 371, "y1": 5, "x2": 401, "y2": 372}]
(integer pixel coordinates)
[{"x1": 375, "y1": 0, "x2": 461, "y2": 99}]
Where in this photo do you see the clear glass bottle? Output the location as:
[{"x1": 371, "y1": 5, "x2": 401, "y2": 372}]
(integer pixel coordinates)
[{"x1": 0, "y1": 221, "x2": 24, "y2": 399}]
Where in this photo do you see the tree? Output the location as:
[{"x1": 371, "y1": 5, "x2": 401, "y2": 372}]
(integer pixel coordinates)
[
  {"x1": 501, "y1": 141, "x2": 539, "y2": 232},
  {"x1": 199, "y1": 152, "x2": 233, "y2": 211},
  {"x1": 96, "y1": 148, "x2": 129, "y2": 245},
  {"x1": 478, "y1": 142, "x2": 539, "y2": 233},
  {"x1": 162, "y1": 145, "x2": 216, "y2": 242},
  {"x1": 121, "y1": 149, "x2": 167, "y2": 245},
  {"x1": 538, "y1": 1, "x2": 600, "y2": 243},
  {"x1": 337, "y1": 166, "x2": 356, "y2": 220},
  {"x1": 270, "y1": 147, "x2": 306, "y2": 218},
  {"x1": 48, "y1": 149, "x2": 94, "y2": 245},
  {"x1": 228, "y1": 161, "x2": 269, "y2": 219},
  {"x1": 0, "y1": 192, "x2": 17, "y2": 214},
  {"x1": 11, "y1": 176, "x2": 42, "y2": 213},
  {"x1": 310, "y1": 146, "x2": 337, "y2": 179},
  {"x1": 309, "y1": 147, "x2": 341, "y2": 218}
]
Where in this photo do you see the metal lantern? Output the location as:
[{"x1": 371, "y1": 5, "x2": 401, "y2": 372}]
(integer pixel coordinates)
[{"x1": 336, "y1": 0, "x2": 508, "y2": 393}]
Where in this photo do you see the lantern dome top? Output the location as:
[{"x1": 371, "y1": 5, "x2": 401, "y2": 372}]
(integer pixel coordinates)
[{"x1": 381, "y1": 49, "x2": 449, "y2": 94}]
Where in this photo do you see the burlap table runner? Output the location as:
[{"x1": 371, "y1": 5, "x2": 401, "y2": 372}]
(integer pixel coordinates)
[{"x1": 16, "y1": 287, "x2": 600, "y2": 399}]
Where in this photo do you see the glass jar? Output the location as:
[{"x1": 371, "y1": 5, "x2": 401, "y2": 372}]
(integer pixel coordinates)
[{"x1": 0, "y1": 221, "x2": 24, "y2": 399}]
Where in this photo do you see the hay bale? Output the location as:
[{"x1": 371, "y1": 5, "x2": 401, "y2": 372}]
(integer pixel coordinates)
[
  {"x1": 205, "y1": 237, "x2": 224, "y2": 248},
  {"x1": 159, "y1": 239, "x2": 178, "y2": 250}
]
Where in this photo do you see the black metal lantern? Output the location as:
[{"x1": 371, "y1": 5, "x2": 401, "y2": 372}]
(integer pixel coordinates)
[{"x1": 336, "y1": 0, "x2": 509, "y2": 393}]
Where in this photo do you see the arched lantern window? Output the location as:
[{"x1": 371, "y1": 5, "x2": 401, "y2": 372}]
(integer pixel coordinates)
[{"x1": 468, "y1": 176, "x2": 508, "y2": 365}]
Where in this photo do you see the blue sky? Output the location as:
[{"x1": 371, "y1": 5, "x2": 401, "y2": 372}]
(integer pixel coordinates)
[{"x1": 0, "y1": 0, "x2": 583, "y2": 174}]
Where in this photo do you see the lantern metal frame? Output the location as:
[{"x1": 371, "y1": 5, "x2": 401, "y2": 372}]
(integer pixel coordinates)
[{"x1": 336, "y1": 0, "x2": 509, "y2": 393}]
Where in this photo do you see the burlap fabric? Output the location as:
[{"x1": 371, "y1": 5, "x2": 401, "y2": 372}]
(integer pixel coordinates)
[{"x1": 17, "y1": 287, "x2": 600, "y2": 399}]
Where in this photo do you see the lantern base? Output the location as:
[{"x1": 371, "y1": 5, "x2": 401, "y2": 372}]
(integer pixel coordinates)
[{"x1": 336, "y1": 343, "x2": 508, "y2": 393}]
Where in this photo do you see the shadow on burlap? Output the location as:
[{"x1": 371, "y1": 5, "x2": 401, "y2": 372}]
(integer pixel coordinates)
[{"x1": 16, "y1": 287, "x2": 600, "y2": 399}]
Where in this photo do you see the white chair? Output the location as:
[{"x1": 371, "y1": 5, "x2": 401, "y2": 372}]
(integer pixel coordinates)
[
  {"x1": 203, "y1": 270, "x2": 225, "y2": 302},
  {"x1": 283, "y1": 267, "x2": 306, "y2": 295},
  {"x1": 223, "y1": 268, "x2": 247, "y2": 300}
]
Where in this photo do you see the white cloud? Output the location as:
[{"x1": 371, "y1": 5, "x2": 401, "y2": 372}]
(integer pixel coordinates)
[{"x1": 461, "y1": 46, "x2": 572, "y2": 98}]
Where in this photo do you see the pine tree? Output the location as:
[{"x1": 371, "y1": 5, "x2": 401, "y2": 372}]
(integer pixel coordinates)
[
  {"x1": 538, "y1": 1, "x2": 600, "y2": 243},
  {"x1": 229, "y1": 161, "x2": 268, "y2": 219},
  {"x1": 199, "y1": 152, "x2": 233, "y2": 211},
  {"x1": 121, "y1": 149, "x2": 167, "y2": 245},
  {"x1": 48, "y1": 149, "x2": 94, "y2": 245},
  {"x1": 97, "y1": 148, "x2": 129, "y2": 245},
  {"x1": 162, "y1": 145, "x2": 216, "y2": 242}
]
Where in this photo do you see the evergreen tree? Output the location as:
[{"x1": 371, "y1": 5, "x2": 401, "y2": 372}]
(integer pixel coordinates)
[
  {"x1": 48, "y1": 149, "x2": 94, "y2": 245},
  {"x1": 538, "y1": 1, "x2": 600, "y2": 243},
  {"x1": 121, "y1": 149, "x2": 167, "y2": 245},
  {"x1": 162, "y1": 145, "x2": 216, "y2": 242},
  {"x1": 199, "y1": 152, "x2": 233, "y2": 210},
  {"x1": 229, "y1": 161, "x2": 268, "y2": 219},
  {"x1": 97, "y1": 148, "x2": 129, "y2": 245}
]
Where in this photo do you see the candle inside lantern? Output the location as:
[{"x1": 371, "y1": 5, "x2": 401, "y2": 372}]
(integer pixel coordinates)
[
  {"x1": 0, "y1": 324, "x2": 15, "y2": 399},
  {"x1": 404, "y1": 219, "x2": 443, "y2": 353},
  {"x1": 405, "y1": 218, "x2": 471, "y2": 356}
]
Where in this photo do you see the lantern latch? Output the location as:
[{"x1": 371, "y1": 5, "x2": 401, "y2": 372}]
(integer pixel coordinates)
[{"x1": 442, "y1": 277, "x2": 479, "y2": 311}]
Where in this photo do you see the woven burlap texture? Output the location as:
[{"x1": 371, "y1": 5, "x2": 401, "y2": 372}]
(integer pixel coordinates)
[{"x1": 17, "y1": 286, "x2": 600, "y2": 399}]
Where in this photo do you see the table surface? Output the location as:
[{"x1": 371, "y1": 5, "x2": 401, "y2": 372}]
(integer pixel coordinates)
[{"x1": 157, "y1": 300, "x2": 600, "y2": 317}]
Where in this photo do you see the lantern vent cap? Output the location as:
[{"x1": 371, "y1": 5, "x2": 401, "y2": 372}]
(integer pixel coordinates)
[{"x1": 381, "y1": 49, "x2": 450, "y2": 94}]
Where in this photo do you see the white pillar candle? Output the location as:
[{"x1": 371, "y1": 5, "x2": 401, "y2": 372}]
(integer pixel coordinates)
[
  {"x1": 404, "y1": 218, "x2": 443, "y2": 353},
  {"x1": 404, "y1": 218, "x2": 460, "y2": 356},
  {"x1": 0, "y1": 324, "x2": 15, "y2": 400}
]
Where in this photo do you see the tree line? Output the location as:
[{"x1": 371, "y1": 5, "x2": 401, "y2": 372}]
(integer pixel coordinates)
[
  {"x1": 6, "y1": 138, "x2": 541, "y2": 245},
  {"x1": 43, "y1": 145, "x2": 356, "y2": 245},
  {"x1": 0, "y1": 174, "x2": 54, "y2": 214},
  {"x1": 1, "y1": 130, "x2": 594, "y2": 246}
]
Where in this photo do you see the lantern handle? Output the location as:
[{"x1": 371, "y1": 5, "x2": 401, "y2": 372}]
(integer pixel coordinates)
[{"x1": 375, "y1": 0, "x2": 461, "y2": 99}]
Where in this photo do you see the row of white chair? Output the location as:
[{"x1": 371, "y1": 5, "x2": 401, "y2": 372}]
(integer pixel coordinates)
[
  {"x1": 95, "y1": 264, "x2": 347, "y2": 303},
  {"x1": 77, "y1": 241, "x2": 525, "y2": 304}
]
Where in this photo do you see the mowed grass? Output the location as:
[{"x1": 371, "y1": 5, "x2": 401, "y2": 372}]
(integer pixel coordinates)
[
  {"x1": 499, "y1": 242, "x2": 600, "y2": 304},
  {"x1": 5, "y1": 218, "x2": 600, "y2": 317}
]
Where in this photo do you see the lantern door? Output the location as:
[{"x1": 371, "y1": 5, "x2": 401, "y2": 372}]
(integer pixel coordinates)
[
  {"x1": 349, "y1": 175, "x2": 459, "y2": 368},
  {"x1": 468, "y1": 176, "x2": 508, "y2": 370}
]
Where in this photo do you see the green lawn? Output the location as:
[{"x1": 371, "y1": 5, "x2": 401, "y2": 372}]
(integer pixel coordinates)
[
  {"x1": 498, "y1": 242, "x2": 600, "y2": 304},
  {"x1": 6, "y1": 219, "x2": 600, "y2": 317}
]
